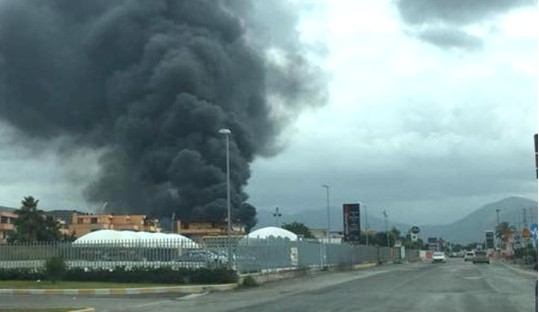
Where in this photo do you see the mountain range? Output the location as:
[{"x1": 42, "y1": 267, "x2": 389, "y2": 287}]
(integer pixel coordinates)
[{"x1": 254, "y1": 196, "x2": 538, "y2": 244}]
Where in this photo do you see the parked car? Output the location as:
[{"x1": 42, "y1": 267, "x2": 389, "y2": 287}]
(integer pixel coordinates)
[
  {"x1": 464, "y1": 251, "x2": 475, "y2": 262},
  {"x1": 432, "y1": 251, "x2": 446, "y2": 263},
  {"x1": 177, "y1": 249, "x2": 223, "y2": 264},
  {"x1": 472, "y1": 250, "x2": 490, "y2": 264}
]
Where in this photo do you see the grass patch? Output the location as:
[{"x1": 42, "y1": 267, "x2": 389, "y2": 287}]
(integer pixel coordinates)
[
  {"x1": 0, "y1": 309, "x2": 80, "y2": 312},
  {"x1": 0, "y1": 280, "x2": 179, "y2": 289}
]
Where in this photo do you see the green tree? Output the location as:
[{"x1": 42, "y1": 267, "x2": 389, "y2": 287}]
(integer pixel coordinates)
[
  {"x1": 282, "y1": 222, "x2": 315, "y2": 238},
  {"x1": 8, "y1": 196, "x2": 62, "y2": 243}
]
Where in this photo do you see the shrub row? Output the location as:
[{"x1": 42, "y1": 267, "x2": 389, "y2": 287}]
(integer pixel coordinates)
[{"x1": 0, "y1": 266, "x2": 237, "y2": 284}]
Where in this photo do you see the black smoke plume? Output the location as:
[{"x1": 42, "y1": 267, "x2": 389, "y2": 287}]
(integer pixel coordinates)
[{"x1": 0, "y1": 0, "x2": 326, "y2": 230}]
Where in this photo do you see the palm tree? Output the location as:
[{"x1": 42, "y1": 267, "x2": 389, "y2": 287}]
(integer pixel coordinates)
[
  {"x1": 10, "y1": 196, "x2": 43, "y2": 242},
  {"x1": 495, "y1": 221, "x2": 516, "y2": 242}
]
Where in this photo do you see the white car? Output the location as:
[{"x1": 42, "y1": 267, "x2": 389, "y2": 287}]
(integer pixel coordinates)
[
  {"x1": 432, "y1": 251, "x2": 446, "y2": 263},
  {"x1": 464, "y1": 251, "x2": 475, "y2": 262}
]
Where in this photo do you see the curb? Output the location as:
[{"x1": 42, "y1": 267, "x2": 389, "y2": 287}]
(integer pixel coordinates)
[
  {"x1": 352, "y1": 262, "x2": 377, "y2": 270},
  {"x1": 496, "y1": 260, "x2": 537, "y2": 278},
  {"x1": 0, "y1": 283, "x2": 237, "y2": 296},
  {"x1": 238, "y1": 262, "x2": 379, "y2": 285},
  {"x1": 69, "y1": 308, "x2": 95, "y2": 312}
]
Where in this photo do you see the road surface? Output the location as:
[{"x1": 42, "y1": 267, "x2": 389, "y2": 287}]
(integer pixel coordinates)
[{"x1": 0, "y1": 259, "x2": 535, "y2": 312}]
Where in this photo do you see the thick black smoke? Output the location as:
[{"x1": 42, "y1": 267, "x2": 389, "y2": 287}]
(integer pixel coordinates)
[{"x1": 0, "y1": 0, "x2": 326, "y2": 230}]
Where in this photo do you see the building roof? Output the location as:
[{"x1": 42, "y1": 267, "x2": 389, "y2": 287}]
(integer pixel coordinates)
[
  {"x1": 73, "y1": 229, "x2": 197, "y2": 247},
  {"x1": 244, "y1": 226, "x2": 298, "y2": 240}
]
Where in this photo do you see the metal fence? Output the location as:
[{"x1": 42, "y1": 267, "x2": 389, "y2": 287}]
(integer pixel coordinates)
[{"x1": 0, "y1": 239, "x2": 411, "y2": 273}]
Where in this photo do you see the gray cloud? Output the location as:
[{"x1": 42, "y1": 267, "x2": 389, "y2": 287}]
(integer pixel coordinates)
[
  {"x1": 415, "y1": 27, "x2": 483, "y2": 50},
  {"x1": 396, "y1": 0, "x2": 535, "y2": 25},
  {"x1": 394, "y1": 0, "x2": 536, "y2": 49}
]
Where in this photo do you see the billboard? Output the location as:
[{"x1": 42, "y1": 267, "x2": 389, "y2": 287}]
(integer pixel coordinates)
[
  {"x1": 485, "y1": 230, "x2": 495, "y2": 249},
  {"x1": 343, "y1": 203, "x2": 361, "y2": 243}
]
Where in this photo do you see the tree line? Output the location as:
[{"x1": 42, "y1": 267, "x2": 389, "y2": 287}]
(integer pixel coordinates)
[{"x1": 281, "y1": 221, "x2": 425, "y2": 249}]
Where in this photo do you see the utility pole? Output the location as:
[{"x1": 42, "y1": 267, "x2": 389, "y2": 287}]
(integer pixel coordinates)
[{"x1": 496, "y1": 209, "x2": 500, "y2": 225}]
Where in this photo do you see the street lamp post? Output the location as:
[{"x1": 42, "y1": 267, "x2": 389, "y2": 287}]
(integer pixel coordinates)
[
  {"x1": 496, "y1": 209, "x2": 501, "y2": 251},
  {"x1": 383, "y1": 210, "x2": 389, "y2": 248},
  {"x1": 365, "y1": 204, "x2": 369, "y2": 247},
  {"x1": 321, "y1": 185, "x2": 330, "y2": 268},
  {"x1": 322, "y1": 185, "x2": 330, "y2": 244},
  {"x1": 273, "y1": 207, "x2": 282, "y2": 227},
  {"x1": 219, "y1": 128, "x2": 233, "y2": 267}
]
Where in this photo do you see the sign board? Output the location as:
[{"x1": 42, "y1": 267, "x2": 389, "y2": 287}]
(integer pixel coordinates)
[
  {"x1": 485, "y1": 230, "x2": 495, "y2": 249},
  {"x1": 530, "y1": 223, "x2": 538, "y2": 241},
  {"x1": 343, "y1": 203, "x2": 361, "y2": 243},
  {"x1": 522, "y1": 228, "x2": 531, "y2": 239},
  {"x1": 535, "y1": 133, "x2": 538, "y2": 179},
  {"x1": 289, "y1": 247, "x2": 298, "y2": 266}
]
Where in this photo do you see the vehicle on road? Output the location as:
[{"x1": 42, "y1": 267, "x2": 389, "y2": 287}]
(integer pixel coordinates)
[
  {"x1": 449, "y1": 252, "x2": 464, "y2": 258},
  {"x1": 176, "y1": 249, "x2": 227, "y2": 265},
  {"x1": 432, "y1": 251, "x2": 446, "y2": 263},
  {"x1": 472, "y1": 250, "x2": 490, "y2": 264},
  {"x1": 464, "y1": 251, "x2": 475, "y2": 262}
]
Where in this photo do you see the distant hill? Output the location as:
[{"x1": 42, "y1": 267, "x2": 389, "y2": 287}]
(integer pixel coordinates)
[
  {"x1": 0, "y1": 205, "x2": 16, "y2": 212},
  {"x1": 254, "y1": 196, "x2": 538, "y2": 244},
  {"x1": 418, "y1": 197, "x2": 537, "y2": 243}
]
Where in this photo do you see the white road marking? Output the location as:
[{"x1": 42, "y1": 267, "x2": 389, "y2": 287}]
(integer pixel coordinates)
[
  {"x1": 177, "y1": 292, "x2": 209, "y2": 300},
  {"x1": 462, "y1": 276, "x2": 484, "y2": 280}
]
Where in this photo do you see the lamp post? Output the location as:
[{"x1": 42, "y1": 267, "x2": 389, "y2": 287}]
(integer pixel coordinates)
[
  {"x1": 364, "y1": 203, "x2": 368, "y2": 247},
  {"x1": 219, "y1": 128, "x2": 232, "y2": 267},
  {"x1": 322, "y1": 184, "x2": 330, "y2": 268},
  {"x1": 321, "y1": 185, "x2": 330, "y2": 244},
  {"x1": 383, "y1": 210, "x2": 389, "y2": 248},
  {"x1": 273, "y1": 207, "x2": 282, "y2": 227}
]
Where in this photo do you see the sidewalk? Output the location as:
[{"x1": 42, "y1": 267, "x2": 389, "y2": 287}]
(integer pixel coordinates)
[{"x1": 495, "y1": 259, "x2": 537, "y2": 278}]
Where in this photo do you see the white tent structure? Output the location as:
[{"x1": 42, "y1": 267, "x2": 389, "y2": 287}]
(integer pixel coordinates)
[
  {"x1": 73, "y1": 230, "x2": 197, "y2": 248},
  {"x1": 243, "y1": 226, "x2": 298, "y2": 241}
]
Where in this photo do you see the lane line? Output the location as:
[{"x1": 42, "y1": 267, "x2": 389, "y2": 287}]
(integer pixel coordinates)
[{"x1": 176, "y1": 292, "x2": 209, "y2": 300}]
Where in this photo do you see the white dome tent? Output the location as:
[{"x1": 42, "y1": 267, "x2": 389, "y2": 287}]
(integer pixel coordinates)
[
  {"x1": 241, "y1": 226, "x2": 298, "y2": 242},
  {"x1": 73, "y1": 229, "x2": 198, "y2": 248}
]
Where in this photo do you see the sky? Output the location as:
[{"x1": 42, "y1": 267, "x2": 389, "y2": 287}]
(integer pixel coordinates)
[
  {"x1": 246, "y1": 0, "x2": 538, "y2": 224},
  {"x1": 0, "y1": 0, "x2": 537, "y2": 225}
]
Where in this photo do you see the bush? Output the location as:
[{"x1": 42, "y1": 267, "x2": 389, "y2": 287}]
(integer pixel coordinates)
[
  {"x1": 66, "y1": 266, "x2": 237, "y2": 284},
  {"x1": 0, "y1": 268, "x2": 44, "y2": 281},
  {"x1": 0, "y1": 266, "x2": 237, "y2": 285},
  {"x1": 45, "y1": 256, "x2": 67, "y2": 283},
  {"x1": 241, "y1": 275, "x2": 258, "y2": 288}
]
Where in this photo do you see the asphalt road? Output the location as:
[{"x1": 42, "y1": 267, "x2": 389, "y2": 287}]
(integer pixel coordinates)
[{"x1": 0, "y1": 259, "x2": 535, "y2": 312}]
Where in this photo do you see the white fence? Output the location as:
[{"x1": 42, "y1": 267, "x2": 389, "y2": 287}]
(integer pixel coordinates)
[{"x1": 0, "y1": 239, "x2": 405, "y2": 273}]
